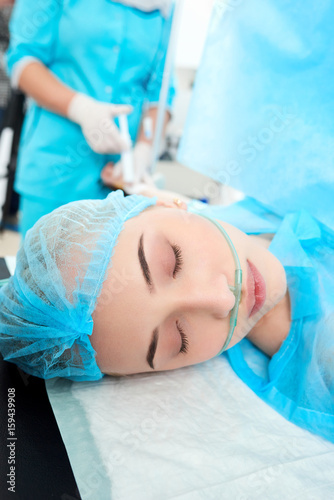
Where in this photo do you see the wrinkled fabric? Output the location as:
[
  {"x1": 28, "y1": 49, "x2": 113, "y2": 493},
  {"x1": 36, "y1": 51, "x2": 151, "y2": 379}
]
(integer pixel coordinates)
[
  {"x1": 0, "y1": 191, "x2": 156, "y2": 381},
  {"x1": 46, "y1": 357, "x2": 334, "y2": 500},
  {"x1": 179, "y1": 0, "x2": 334, "y2": 230},
  {"x1": 188, "y1": 198, "x2": 334, "y2": 443}
]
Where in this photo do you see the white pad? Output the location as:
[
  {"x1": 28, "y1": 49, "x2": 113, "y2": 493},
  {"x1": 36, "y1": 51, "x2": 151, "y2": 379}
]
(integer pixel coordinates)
[{"x1": 46, "y1": 355, "x2": 334, "y2": 500}]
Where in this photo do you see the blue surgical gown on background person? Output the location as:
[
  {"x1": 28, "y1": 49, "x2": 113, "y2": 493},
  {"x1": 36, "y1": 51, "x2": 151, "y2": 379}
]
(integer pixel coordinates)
[
  {"x1": 188, "y1": 198, "x2": 334, "y2": 444},
  {"x1": 6, "y1": 0, "x2": 175, "y2": 231},
  {"x1": 179, "y1": 0, "x2": 334, "y2": 231}
]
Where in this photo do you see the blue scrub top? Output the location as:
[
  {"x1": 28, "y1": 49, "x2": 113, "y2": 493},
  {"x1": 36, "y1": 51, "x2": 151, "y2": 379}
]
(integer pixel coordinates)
[
  {"x1": 188, "y1": 198, "x2": 334, "y2": 444},
  {"x1": 6, "y1": 0, "x2": 176, "y2": 203}
]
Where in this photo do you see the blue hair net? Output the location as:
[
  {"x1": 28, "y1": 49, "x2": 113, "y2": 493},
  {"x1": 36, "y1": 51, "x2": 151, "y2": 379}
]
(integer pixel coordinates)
[{"x1": 0, "y1": 191, "x2": 156, "y2": 381}]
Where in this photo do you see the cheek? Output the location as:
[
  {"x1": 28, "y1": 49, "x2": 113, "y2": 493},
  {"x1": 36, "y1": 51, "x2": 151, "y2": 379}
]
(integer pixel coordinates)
[
  {"x1": 191, "y1": 317, "x2": 232, "y2": 362},
  {"x1": 93, "y1": 287, "x2": 144, "y2": 373},
  {"x1": 260, "y1": 252, "x2": 287, "y2": 308},
  {"x1": 92, "y1": 264, "x2": 146, "y2": 371},
  {"x1": 228, "y1": 325, "x2": 250, "y2": 347}
]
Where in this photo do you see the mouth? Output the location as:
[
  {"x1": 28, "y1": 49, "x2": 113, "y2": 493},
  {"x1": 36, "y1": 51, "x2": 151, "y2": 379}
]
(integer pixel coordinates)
[{"x1": 246, "y1": 260, "x2": 266, "y2": 318}]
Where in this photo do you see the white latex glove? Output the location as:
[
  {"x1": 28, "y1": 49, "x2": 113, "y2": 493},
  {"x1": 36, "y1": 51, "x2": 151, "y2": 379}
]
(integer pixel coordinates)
[
  {"x1": 67, "y1": 93, "x2": 132, "y2": 154},
  {"x1": 132, "y1": 141, "x2": 154, "y2": 184},
  {"x1": 101, "y1": 141, "x2": 153, "y2": 187}
]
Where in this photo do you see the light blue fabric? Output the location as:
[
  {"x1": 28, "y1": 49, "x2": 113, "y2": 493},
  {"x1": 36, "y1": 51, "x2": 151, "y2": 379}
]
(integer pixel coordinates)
[
  {"x1": 6, "y1": 0, "x2": 175, "y2": 206},
  {"x1": 0, "y1": 191, "x2": 157, "y2": 381},
  {"x1": 179, "y1": 0, "x2": 334, "y2": 231},
  {"x1": 188, "y1": 198, "x2": 334, "y2": 443},
  {"x1": 180, "y1": 1, "x2": 334, "y2": 442},
  {"x1": 19, "y1": 194, "x2": 65, "y2": 238}
]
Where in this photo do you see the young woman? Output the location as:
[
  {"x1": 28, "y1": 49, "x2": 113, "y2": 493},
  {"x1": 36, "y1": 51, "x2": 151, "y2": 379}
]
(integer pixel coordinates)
[{"x1": 0, "y1": 189, "x2": 333, "y2": 443}]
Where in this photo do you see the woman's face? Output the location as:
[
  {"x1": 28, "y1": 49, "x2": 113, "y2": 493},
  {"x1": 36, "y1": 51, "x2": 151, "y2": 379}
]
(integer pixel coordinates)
[{"x1": 91, "y1": 203, "x2": 287, "y2": 375}]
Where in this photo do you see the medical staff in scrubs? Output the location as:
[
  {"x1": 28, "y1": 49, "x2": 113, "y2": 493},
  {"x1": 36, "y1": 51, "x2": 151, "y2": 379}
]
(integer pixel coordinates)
[{"x1": 6, "y1": 0, "x2": 175, "y2": 236}]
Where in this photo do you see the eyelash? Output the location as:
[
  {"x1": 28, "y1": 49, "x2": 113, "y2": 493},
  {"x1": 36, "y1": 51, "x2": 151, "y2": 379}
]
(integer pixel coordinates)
[
  {"x1": 177, "y1": 321, "x2": 189, "y2": 355},
  {"x1": 172, "y1": 244, "x2": 183, "y2": 277},
  {"x1": 171, "y1": 245, "x2": 188, "y2": 355}
]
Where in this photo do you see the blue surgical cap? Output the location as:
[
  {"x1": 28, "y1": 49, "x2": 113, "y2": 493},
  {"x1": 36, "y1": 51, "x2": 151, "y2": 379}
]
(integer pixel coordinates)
[{"x1": 0, "y1": 191, "x2": 157, "y2": 381}]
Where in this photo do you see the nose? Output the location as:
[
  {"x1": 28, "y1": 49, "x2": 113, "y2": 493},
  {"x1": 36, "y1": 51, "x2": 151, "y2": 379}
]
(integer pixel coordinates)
[{"x1": 174, "y1": 273, "x2": 236, "y2": 319}]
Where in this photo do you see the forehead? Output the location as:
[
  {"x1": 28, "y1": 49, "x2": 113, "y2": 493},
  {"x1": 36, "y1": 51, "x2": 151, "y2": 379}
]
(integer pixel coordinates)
[{"x1": 137, "y1": 205, "x2": 203, "y2": 233}]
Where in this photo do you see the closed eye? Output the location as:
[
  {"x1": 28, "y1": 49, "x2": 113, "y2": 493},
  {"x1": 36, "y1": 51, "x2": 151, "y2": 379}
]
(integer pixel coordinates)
[
  {"x1": 171, "y1": 245, "x2": 187, "y2": 354},
  {"x1": 172, "y1": 244, "x2": 183, "y2": 277},
  {"x1": 177, "y1": 321, "x2": 189, "y2": 355}
]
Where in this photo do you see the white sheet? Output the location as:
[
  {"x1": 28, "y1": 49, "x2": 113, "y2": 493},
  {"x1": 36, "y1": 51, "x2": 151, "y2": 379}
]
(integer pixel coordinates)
[{"x1": 46, "y1": 355, "x2": 334, "y2": 500}]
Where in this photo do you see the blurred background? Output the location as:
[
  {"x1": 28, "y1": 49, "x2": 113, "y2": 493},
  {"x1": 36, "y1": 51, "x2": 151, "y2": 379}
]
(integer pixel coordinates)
[{"x1": 0, "y1": 0, "x2": 244, "y2": 256}]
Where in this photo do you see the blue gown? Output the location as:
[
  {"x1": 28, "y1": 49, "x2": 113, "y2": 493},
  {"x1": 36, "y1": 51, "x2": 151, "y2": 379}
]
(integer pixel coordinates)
[
  {"x1": 188, "y1": 197, "x2": 334, "y2": 443},
  {"x1": 180, "y1": 1, "x2": 334, "y2": 443},
  {"x1": 179, "y1": 0, "x2": 334, "y2": 231}
]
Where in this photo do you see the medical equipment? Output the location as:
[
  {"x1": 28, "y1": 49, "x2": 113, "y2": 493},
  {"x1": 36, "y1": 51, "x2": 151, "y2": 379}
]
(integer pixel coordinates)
[
  {"x1": 0, "y1": 126, "x2": 13, "y2": 225},
  {"x1": 150, "y1": 0, "x2": 184, "y2": 174},
  {"x1": 0, "y1": 190, "x2": 157, "y2": 381},
  {"x1": 0, "y1": 128, "x2": 13, "y2": 177},
  {"x1": 143, "y1": 116, "x2": 153, "y2": 141},
  {"x1": 191, "y1": 210, "x2": 242, "y2": 354},
  {"x1": 118, "y1": 113, "x2": 134, "y2": 183},
  {"x1": 0, "y1": 90, "x2": 25, "y2": 230}
]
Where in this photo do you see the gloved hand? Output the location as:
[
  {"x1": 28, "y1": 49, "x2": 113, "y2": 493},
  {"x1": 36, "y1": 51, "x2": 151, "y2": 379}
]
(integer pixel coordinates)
[
  {"x1": 101, "y1": 141, "x2": 153, "y2": 188},
  {"x1": 67, "y1": 93, "x2": 133, "y2": 154}
]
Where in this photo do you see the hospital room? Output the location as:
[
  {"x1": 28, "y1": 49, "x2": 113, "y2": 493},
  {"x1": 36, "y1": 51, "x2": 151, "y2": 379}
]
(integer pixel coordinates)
[{"x1": 0, "y1": 0, "x2": 333, "y2": 498}]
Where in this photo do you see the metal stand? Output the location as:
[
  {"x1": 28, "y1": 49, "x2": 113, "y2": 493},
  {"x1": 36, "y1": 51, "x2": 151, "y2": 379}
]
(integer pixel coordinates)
[
  {"x1": 0, "y1": 90, "x2": 25, "y2": 232},
  {"x1": 150, "y1": 0, "x2": 184, "y2": 173}
]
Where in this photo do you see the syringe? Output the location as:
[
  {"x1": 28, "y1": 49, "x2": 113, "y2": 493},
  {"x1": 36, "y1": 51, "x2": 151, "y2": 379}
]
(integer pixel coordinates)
[{"x1": 118, "y1": 114, "x2": 134, "y2": 184}]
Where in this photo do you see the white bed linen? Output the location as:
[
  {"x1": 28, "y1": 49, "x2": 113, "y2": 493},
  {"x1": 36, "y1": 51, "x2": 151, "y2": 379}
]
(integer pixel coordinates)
[{"x1": 46, "y1": 355, "x2": 334, "y2": 500}]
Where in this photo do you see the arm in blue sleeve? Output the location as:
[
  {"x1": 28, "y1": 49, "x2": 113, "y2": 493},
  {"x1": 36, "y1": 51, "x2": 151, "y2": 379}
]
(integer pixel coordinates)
[{"x1": 5, "y1": 0, "x2": 63, "y2": 79}]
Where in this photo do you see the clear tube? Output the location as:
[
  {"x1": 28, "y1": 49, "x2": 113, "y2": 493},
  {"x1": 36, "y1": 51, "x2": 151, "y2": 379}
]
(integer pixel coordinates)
[{"x1": 194, "y1": 213, "x2": 243, "y2": 354}]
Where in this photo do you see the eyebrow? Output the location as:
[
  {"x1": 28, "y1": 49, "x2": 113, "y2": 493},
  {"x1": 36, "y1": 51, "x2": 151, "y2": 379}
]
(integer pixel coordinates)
[
  {"x1": 138, "y1": 234, "x2": 155, "y2": 293},
  {"x1": 146, "y1": 327, "x2": 159, "y2": 370},
  {"x1": 138, "y1": 234, "x2": 158, "y2": 369}
]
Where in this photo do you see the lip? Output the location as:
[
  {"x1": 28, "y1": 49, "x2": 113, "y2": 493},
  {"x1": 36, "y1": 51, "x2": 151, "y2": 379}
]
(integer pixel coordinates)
[{"x1": 246, "y1": 260, "x2": 266, "y2": 318}]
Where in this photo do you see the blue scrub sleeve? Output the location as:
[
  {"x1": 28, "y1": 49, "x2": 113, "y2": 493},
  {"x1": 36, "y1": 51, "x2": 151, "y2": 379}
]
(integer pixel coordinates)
[
  {"x1": 5, "y1": 0, "x2": 63, "y2": 77},
  {"x1": 145, "y1": 15, "x2": 177, "y2": 109}
]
